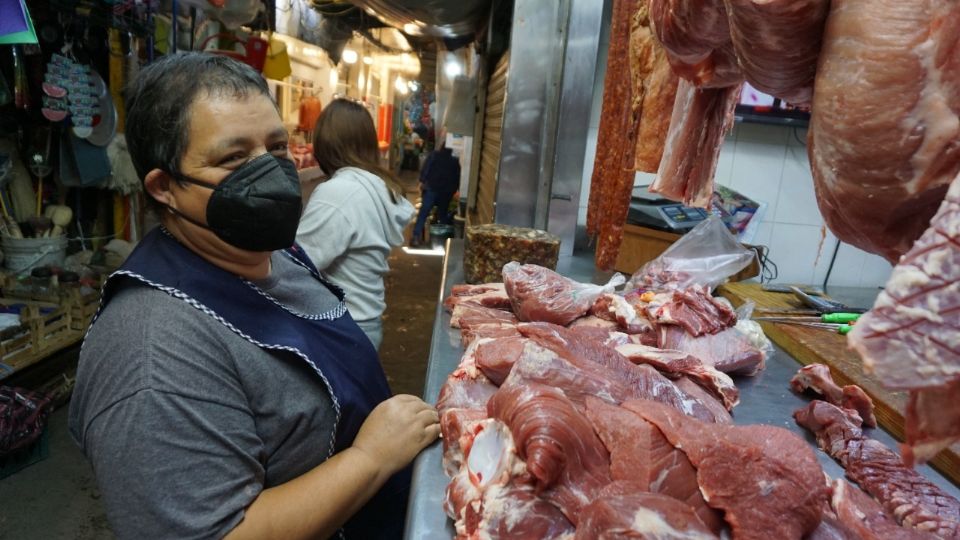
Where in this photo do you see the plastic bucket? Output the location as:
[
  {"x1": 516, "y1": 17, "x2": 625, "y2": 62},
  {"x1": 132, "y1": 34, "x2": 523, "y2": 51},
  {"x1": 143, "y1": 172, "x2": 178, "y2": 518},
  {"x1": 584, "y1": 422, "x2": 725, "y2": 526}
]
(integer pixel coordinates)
[{"x1": 1, "y1": 235, "x2": 68, "y2": 274}]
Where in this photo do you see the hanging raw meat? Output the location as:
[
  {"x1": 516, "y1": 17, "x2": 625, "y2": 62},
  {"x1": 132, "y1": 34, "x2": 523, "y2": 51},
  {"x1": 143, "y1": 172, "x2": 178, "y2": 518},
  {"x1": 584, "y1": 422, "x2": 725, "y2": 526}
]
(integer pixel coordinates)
[
  {"x1": 808, "y1": 0, "x2": 960, "y2": 263},
  {"x1": 723, "y1": 0, "x2": 830, "y2": 105},
  {"x1": 848, "y1": 172, "x2": 960, "y2": 464},
  {"x1": 632, "y1": 2, "x2": 680, "y2": 173}
]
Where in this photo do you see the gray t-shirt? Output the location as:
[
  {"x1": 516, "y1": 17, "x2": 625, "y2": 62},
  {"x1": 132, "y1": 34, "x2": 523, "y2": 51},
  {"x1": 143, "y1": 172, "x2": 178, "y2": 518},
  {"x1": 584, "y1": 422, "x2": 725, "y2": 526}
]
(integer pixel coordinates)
[{"x1": 69, "y1": 251, "x2": 344, "y2": 539}]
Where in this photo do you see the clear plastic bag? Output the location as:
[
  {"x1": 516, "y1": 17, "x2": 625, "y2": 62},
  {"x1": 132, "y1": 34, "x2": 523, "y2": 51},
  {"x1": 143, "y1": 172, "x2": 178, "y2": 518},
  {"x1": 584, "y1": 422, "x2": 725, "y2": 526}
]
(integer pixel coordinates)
[
  {"x1": 502, "y1": 262, "x2": 625, "y2": 326},
  {"x1": 629, "y1": 215, "x2": 757, "y2": 291}
]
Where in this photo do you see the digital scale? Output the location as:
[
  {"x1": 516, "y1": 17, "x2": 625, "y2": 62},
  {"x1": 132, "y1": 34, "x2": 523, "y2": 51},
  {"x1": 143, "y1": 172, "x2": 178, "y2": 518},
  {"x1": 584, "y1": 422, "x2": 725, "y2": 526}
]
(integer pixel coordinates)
[{"x1": 627, "y1": 185, "x2": 719, "y2": 232}]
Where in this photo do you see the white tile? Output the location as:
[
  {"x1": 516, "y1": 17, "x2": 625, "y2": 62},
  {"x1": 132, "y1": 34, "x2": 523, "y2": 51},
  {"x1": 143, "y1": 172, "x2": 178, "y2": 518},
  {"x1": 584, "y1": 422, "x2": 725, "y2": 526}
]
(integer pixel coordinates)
[
  {"x1": 714, "y1": 136, "x2": 737, "y2": 188},
  {"x1": 634, "y1": 171, "x2": 656, "y2": 187},
  {"x1": 774, "y1": 143, "x2": 823, "y2": 226},
  {"x1": 765, "y1": 223, "x2": 825, "y2": 284},
  {"x1": 824, "y1": 243, "x2": 867, "y2": 287},
  {"x1": 750, "y1": 221, "x2": 774, "y2": 248},
  {"x1": 736, "y1": 123, "x2": 790, "y2": 146},
  {"x1": 859, "y1": 253, "x2": 894, "y2": 289},
  {"x1": 728, "y1": 133, "x2": 787, "y2": 216}
]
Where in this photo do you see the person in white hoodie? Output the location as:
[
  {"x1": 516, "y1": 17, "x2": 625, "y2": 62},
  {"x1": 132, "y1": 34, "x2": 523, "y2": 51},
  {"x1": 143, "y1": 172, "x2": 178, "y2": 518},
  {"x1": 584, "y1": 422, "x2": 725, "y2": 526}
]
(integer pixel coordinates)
[{"x1": 297, "y1": 99, "x2": 415, "y2": 350}]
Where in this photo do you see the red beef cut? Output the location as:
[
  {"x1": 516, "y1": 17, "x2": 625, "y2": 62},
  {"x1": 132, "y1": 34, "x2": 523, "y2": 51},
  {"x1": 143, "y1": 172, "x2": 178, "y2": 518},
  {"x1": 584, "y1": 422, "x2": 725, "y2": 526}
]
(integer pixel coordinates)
[
  {"x1": 658, "y1": 325, "x2": 766, "y2": 375},
  {"x1": 849, "y1": 174, "x2": 960, "y2": 464},
  {"x1": 575, "y1": 481, "x2": 719, "y2": 540},
  {"x1": 487, "y1": 381, "x2": 612, "y2": 524},
  {"x1": 831, "y1": 479, "x2": 937, "y2": 540},
  {"x1": 791, "y1": 363, "x2": 877, "y2": 427},
  {"x1": 616, "y1": 342, "x2": 740, "y2": 410},
  {"x1": 584, "y1": 397, "x2": 724, "y2": 534},
  {"x1": 450, "y1": 303, "x2": 518, "y2": 330},
  {"x1": 502, "y1": 262, "x2": 617, "y2": 326},
  {"x1": 444, "y1": 283, "x2": 513, "y2": 312},
  {"x1": 795, "y1": 401, "x2": 960, "y2": 537},
  {"x1": 629, "y1": 399, "x2": 828, "y2": 540},
  {"x1": 517, "y1": 322, "x2": 727, "y2": 423},
  {"x1": 640, "y1": 286, "x2": 737, "y2": 336}
]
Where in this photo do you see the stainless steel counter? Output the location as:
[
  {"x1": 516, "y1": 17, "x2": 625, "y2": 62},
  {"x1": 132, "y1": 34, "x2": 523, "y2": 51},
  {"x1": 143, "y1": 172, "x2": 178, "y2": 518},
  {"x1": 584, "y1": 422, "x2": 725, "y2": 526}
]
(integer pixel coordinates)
[{"x1": 403, "y1": 241, "x2": 959, "y2": 539}]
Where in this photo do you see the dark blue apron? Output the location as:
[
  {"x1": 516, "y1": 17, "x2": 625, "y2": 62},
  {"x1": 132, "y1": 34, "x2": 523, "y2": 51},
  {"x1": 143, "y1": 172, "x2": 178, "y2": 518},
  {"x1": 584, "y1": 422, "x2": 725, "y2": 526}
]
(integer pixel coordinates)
[{"x1": 94, "y1": 228, "x2": 409, "y2": 539}]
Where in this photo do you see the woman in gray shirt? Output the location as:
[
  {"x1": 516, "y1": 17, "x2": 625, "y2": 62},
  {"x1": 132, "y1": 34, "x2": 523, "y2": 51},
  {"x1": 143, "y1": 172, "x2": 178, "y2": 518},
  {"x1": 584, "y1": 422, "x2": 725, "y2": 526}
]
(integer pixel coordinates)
[{"x1": 69, "y1": 52, "x2": 438, "y2": 540}]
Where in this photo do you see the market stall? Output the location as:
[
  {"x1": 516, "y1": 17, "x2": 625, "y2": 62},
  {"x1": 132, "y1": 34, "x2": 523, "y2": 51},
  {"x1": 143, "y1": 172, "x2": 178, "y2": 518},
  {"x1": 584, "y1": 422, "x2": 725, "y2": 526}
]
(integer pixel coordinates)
[{"x1": 406, "y1": 236, "x2": 960, "y2": 539}]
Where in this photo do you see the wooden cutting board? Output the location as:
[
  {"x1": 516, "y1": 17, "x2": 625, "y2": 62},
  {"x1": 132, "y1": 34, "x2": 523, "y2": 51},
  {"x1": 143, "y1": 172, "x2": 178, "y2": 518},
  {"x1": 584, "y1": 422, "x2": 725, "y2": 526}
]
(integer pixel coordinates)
[{"x1": 718, "y1": 282, "x2": 960, "y2": 485}]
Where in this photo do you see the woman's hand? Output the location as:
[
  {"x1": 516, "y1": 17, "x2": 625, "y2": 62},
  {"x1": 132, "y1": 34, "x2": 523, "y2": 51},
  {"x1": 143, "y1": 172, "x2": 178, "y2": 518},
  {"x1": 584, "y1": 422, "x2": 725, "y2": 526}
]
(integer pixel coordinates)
[{"x1": 351, "y1": 394, "x2": 440, "y2": 478}]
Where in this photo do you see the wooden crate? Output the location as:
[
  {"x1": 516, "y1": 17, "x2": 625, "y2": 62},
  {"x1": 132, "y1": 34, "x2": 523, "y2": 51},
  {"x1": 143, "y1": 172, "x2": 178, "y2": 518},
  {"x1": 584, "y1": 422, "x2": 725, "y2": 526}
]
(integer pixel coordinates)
[{"x1": 0, "y1": 299, "x2": 78, "y2": 380}]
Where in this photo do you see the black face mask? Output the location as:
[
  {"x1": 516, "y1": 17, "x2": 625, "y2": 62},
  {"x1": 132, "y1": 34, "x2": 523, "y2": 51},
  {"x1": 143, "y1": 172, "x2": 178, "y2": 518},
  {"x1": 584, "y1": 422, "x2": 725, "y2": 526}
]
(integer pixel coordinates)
[{"x1": 168, "y1": 153, "x2": 303, "y2": 252}]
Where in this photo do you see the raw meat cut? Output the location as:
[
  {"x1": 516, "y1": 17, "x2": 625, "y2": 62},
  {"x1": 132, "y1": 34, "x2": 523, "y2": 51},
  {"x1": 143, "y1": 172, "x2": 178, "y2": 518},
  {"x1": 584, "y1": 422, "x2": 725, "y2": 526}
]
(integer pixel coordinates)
[
  {"x1": 502, "y1": 262, "x2": 620, "y2": 326},
  {"x1": 460, "y1": 322, "x2": 520, "y2": 347},
  {"x1": 565, "y1": 325, "x2": 633, "y2": 348},
  {"x1": 723, "y1": 0, "x2": 830, "y2": 105},
  {"x1": 674, "y1": 376, "x2": 732, "y2": 424},
  {"x1": 629, "y1": 399, "x2": 828, "y2": 540},
  {"x1": 831, "y1": 478, "x2": 937, "y2": 540},
  {"x1": 649, "y1": 80, "x2": 742, "y2": 208},
  {"x1": 616, "y1": 342, "x2": 739, "y2": 410},
  {"x1": 658, "y1": 324, "x2": 765, "y2": 375},
  {"x1": 849, "y1": 174, "x2": 960, "y2": 464},
  {"x1": 460, "y1": 483, "x2": 574, "y2": 540},
  {"x1": 473, "y1": 336, "x2": 530, "y2": 386},
  {"x1": 568, "y1": 315, "x2": 620, "y2": 331},
  {"x1": 436, "y1": 342, "x2": 499, "y2": 414},
  {"x1": 633, "y1": 5, "x2": 680, "y2": 173},
  {"x1": 584, "y1": 397, "x2": 725, "y2": 534},
  {"x1": 487, "y1": 380, "x2": 612, "y2": 524},
  {"x1": 450, "y1": 303, "x2": 517, "y2": 330},
  {"x1": 806, "y1": 513, "x2": 860, "y2": 540},
  {"x1": 791, "y1": 363, "x2": 877, "y2": 427},
  {"x1": 441, "y1": 408, "x2": 488, "y2": 476},
  {"x1": 591, "y1": 293, "x2": 656, "y2": 335},
  {"x1": 640, "y1": 286, "x2": 737, "y2": 336},
  {"x1": 795, "y1": 401, "x2": 960, "y2": 537},
  {"x1": 586, "y1": 0, "x2": 644, "y2": 270},
  {"x1": 648, "y1": 0, "x2": 740, "y2": 88},
  {"x1": 575, "y1": 481, "x2": 718, "y2": 540},
  {"x1": 808, "y1": 0, "x2": 960, "y2": 263},
  {"x1": 904, "y1": 380, "x2": 960, "y2": 468},
  {"x1": 444, "y1": 283, "x2": 512, "y2": 312},
  {"x1": 517, "y1": 322, "x2": 727, "y2": 423}
]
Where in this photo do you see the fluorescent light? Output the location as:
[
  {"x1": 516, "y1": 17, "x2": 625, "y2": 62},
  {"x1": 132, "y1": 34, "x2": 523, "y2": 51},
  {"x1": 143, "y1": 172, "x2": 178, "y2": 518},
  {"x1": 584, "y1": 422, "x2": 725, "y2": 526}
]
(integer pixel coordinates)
[
  {"x1": 342, "y1": 49, "x2": 358, "y2": 64},
  {"x1": 328, "y1": 69, "x2": 338, "y2": 88},
  {"x1": 444, "y1": 61, "x2": 462, "y2": 78},
  {"x1": 363, "y1": 56, "x2": 374, "y2": 65},
  {"x1": 302, "y1": 47, "x2": 319, "y2": 57},
  {"x1": 395, "y1": 76, "x2": 408, "y2": 94},
  {"x1": 408, "y1": 80, "x2": 418, "y2": 92}
]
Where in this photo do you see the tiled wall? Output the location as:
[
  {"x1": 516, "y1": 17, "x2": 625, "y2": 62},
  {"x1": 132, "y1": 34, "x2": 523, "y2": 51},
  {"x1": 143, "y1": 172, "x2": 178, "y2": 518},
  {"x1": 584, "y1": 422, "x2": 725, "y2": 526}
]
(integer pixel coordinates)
[{"x1": 577, "y1": 122, "x2": 895, "y2": 289}]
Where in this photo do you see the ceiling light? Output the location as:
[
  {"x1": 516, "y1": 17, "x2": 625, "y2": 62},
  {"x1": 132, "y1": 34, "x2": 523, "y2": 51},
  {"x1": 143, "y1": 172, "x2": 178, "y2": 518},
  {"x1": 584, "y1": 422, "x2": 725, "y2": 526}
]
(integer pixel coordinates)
[
  {"x1": 342, "y1": 49, "x2": 358, "y2": 64},
  {"x1": 408, "y1": 81, "x2": 419, "y2": 92},
  {"x1": 363, "y1": 56, "x2": 374, "y2": 65}
]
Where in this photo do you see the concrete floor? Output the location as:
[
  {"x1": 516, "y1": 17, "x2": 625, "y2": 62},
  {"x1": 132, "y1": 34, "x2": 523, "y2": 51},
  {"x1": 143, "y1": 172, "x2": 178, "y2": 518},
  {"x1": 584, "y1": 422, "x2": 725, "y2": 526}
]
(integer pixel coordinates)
[{"x1": 0, "y1": 172, "x2": 443, "y2": 538}]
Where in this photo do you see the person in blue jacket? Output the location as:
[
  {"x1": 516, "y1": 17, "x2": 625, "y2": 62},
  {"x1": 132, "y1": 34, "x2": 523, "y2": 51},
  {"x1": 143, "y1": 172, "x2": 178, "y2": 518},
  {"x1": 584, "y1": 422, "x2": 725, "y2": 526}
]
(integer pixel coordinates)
[
  {"x1": 411, "y1": 136, "x2": 461, "y2": 247},
  {"x1": 68, "y1": 52, "x2": 439, "y2": 540}
]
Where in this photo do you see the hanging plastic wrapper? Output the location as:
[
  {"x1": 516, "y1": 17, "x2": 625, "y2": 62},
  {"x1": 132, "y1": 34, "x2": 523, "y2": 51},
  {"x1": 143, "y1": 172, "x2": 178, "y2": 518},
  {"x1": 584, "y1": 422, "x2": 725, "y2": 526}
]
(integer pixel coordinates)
[
  {"x1": 629, "y1": 214, "x2": 757, "y2": 292},
  {"x1": 503, "y1": 261, "x2": 626, "y2": 326}
]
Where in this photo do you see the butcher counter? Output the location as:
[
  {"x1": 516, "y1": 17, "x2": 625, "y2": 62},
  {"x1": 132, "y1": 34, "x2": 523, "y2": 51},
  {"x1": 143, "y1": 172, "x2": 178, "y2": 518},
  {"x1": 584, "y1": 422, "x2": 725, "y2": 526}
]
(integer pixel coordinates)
[{"x1": 403, "y1": 240, "x2": 960, "y2": 539}]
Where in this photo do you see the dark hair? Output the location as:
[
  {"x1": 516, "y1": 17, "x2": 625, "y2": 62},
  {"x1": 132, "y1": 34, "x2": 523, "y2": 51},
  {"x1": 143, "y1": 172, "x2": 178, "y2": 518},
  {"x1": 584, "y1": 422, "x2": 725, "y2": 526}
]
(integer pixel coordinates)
[
  {"x1": 312, "y1": 98, "x2": 403, "y2": 200},
  {"x1": 124, "y1": 52, "x2": 272, "y2": 209}
]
